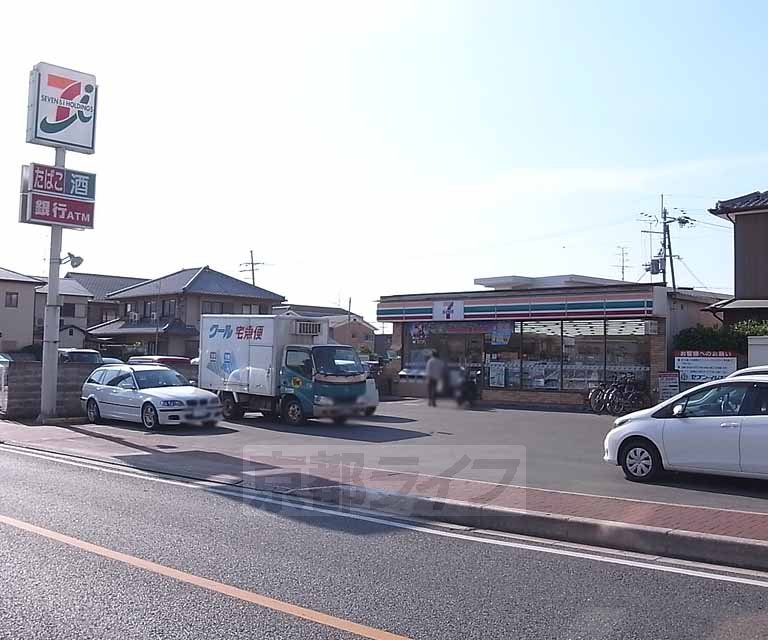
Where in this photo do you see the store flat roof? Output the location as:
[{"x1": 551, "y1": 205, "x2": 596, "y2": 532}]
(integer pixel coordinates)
[{"x1": 474, "y1": 274, "x2": 628, "y2": 290}]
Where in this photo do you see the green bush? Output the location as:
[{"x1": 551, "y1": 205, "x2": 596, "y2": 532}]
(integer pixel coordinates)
[{"x1": 673, "y1": 321, "x2": 768, "y2": 354}]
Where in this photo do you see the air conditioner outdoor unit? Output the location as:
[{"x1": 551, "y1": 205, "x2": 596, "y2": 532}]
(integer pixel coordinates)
[{"x1": 129, "y1": 312, "x2": 139, "y2": 322}]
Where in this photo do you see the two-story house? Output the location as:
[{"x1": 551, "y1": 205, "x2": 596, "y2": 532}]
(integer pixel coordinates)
[
  {"x1": 64, "y1": 272, "x2": 148, "y2": 328},
  {"x1": 88, "y1": 266, "x2": 284, "y2": 358},
  {"x1": 0, "y1": 267, "x2": 39, "y2": 353},
  {"x1": 33, "y1": 278, "x2": 93, "y2": 349}
]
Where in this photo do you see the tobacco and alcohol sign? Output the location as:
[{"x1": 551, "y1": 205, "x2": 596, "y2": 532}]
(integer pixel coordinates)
[{"x1": 19, "y1": 163, "x2": 96, "y2": 229}]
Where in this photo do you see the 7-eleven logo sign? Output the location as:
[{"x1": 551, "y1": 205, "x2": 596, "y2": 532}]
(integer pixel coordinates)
[
  {"x1": 39, "y1": 73, "x2": 95, "y2": 134},
  {"x1": 28, "y1": 62, "x2": 98, "y2": 153}
]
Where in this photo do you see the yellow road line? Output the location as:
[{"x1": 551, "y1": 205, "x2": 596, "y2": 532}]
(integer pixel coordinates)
[{"x1": 0, "y1": 514, "x2": 411, "y2": 640}]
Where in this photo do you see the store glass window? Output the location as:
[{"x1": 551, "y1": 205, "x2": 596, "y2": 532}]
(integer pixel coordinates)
[
  {"x1": 562, "y1": 320, "x2": 606, "y2": 390},
  {"x1": 403, "y1": 322, "x2": 484, "y2": 370},
  {"x1": 606, "y1": 319, "x2": 650, "y2": 389},
  {"x1": 522, "y1": 321, "x2": 562, "y2": 389},
  {"x1": 484, "y1": 321, "x2": 521, "y2": 389}
]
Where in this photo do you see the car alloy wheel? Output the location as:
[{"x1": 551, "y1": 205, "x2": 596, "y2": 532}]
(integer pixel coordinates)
[
  {"x1": 86, "y1": 399, "x2": 101, "y2": 423},
  {"x1": 142, "y1": 403, "x2": 159, "y2": 430}
]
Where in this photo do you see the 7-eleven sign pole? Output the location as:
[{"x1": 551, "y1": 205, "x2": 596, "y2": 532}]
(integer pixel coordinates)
[
  {"x1": 38, "y1": 148, "x2": 66, "y2": 420},
  {"x1": 23, "y1": 62, "x2": 98, "y2": 422}
]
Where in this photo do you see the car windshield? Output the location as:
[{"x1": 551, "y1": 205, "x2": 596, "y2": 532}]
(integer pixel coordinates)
[
  {"x1": 134, "y1": 369, "x2": 189, "y2": 389},
  {"x1": 312, "y1": 346, "x2": 364, "y2": 376}
]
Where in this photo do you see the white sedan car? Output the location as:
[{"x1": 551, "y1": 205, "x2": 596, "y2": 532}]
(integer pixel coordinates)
[
  {"x1": 81, "y1": 364, "x2": 221, "y2": 430},
  {"x1": 604, "y1": 376, "x2": 768, "y2": 482}
]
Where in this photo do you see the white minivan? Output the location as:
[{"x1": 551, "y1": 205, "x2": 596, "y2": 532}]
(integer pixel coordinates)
[{"x1": 604, "y1": 376, "x2": 768, "y2": 482}]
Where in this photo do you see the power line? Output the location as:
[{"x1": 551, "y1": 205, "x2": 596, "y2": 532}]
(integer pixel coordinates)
[{"x1": 676, "y1": 258, "x2": 708, "y2": 289}]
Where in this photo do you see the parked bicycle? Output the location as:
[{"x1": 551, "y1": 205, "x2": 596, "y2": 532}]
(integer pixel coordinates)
[{"x1": 588, "y1": 373, "x2": 650, "y2": 416}]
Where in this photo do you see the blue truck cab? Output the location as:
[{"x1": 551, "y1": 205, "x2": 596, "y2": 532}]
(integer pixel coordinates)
[{"x1": 279, "y1": 344, "x2": 368, "y2": 425}]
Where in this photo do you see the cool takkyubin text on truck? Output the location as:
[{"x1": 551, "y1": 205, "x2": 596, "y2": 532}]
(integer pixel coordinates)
[{"x1": 198, "y1": 315, "x2": 373, "y2": 425}]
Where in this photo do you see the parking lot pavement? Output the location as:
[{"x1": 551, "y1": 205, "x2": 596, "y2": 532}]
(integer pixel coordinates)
[{"x1": 2, "y1": 398, "x2": 768, "y2": 523}]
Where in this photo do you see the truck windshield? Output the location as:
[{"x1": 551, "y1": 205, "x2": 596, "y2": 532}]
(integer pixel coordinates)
[{"x1": 312, "y1": 346, "x2": 364, "y2": 376}]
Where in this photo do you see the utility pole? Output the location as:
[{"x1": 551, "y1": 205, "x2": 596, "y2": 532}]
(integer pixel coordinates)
[
  {"x1": 154, "y1": 279, "x2": 161, "y2": 355},
  {"x1": 664, "y1": 204, "x2": 677, "y2": 291},
  {"x1": 614, "y1": 246, "x2": 630, "y2": 281},
  {"x1": 660, "y1": 195, "x2": 667, "y2": 286},
  {"x1": 240, "y1": 250, "x2": 265, "y2": 286}
]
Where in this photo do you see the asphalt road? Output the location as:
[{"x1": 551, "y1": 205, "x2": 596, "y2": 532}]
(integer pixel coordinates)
[
  {"x1": 3, "y1": 445, "x2": 768, "y2": 639},
  {"x1": 5, "y1": 398, "x2": 768, "y2": 512}
]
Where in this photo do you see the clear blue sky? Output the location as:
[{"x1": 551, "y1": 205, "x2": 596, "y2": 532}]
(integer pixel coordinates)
[{"x1": 2, "y1": 1, "x2": 765, "y2": 324}]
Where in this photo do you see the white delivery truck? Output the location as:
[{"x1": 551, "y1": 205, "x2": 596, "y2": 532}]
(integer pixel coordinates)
[{"x1": 198, "y1": 315, "x2": 377, "y2": 425}]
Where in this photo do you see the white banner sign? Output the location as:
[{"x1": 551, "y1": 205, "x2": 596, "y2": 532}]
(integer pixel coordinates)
[
  {"x1": 27, "y1": 62, "x2": 97, "y2": 154},
  {"x1": 432, "y1": 300, "x2": 464, "y2": 321},
  {"x1": 657, "y1": 372, "x2": 680, "y2": 401},
  {"x1": 674, "y1": 355, "x2": 737, "y2": 383}
]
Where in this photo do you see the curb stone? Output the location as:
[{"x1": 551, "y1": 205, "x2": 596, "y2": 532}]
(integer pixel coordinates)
[{"x1": 291, "y1": 485, "x2": 768, "y2": 572}]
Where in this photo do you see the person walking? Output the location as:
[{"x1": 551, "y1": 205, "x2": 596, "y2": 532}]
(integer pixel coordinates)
[{"x1": 425, "y1": 350, "x2": 445, "y2": 407}]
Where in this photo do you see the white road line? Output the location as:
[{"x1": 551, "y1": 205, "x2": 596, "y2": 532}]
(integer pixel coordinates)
[{"x1": 3, "y1": 443, "x2": 768, "y2": 590}]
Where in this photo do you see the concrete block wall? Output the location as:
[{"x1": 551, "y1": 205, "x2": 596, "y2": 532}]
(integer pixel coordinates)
[
  {"x1": 2, "y1": 362, "x2": 99, "y2": 419},
  {"x1": 1, "y1": 362, "x2": 201, "y2": 420}
]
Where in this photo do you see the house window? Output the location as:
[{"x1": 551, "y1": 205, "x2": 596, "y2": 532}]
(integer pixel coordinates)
[
  {"x1": 62, "y1": 303, "x2": 76, "y2": 318},
  {"x1": 202, "y1": 301, "x2": 223, "y2": 315},
  {"x1": 143, "y1": 300, "x2": 155, "y2": 318},
  {"x1": 125, "y1": 302, "x2": 134, "y2": 315},
  {"x1": 4, "y1": 292, "x2": 19, "y2": 308},
  {"x1": 101, "y1": 308, "x2": 118, "y2": 323},
  {"x1": 161, "y1": 299, "x2": 176, "y2": 318}
]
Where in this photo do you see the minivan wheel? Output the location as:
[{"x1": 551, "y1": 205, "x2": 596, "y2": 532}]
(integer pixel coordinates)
[
  {"x1": 86, "y1": 399, "x2": 101, "y2": 424},
  {"x1": 141, "y1": 403, "x2": 160, "y2": 431},
  {"x1": 619, "y1": 438, "x2": 663, "y2": 482}
]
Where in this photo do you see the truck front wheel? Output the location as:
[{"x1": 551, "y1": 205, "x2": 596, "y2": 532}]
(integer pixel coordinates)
[
  {"x1": 221, "y1": 394, "x2": 245, "y2": 420},
  {"x1": 282, "y1": 398, "x2": 306, "y2": 426}
]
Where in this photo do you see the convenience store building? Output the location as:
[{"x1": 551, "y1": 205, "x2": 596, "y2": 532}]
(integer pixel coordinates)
[{"x1": 377, "y1": 274, "x2": 725, "y2": 407}]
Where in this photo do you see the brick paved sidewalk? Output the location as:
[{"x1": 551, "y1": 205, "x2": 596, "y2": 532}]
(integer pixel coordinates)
[{"x1": 242, "y1": 455, "x2": 768, "y2": 542}]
